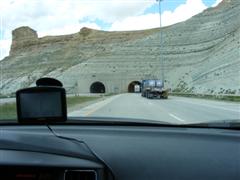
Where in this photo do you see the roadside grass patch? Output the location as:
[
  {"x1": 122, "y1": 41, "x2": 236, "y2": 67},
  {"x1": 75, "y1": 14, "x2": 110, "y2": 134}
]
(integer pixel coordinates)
[
  {"x1": 0, "y1": 96, "x2": 102, "y2": 120},
  {"x1": 0, "y1": 103, "x2": 17, "y2": 120},
  {"x1": 170, "y1": 93, "x2": 240, "y2": 102}
]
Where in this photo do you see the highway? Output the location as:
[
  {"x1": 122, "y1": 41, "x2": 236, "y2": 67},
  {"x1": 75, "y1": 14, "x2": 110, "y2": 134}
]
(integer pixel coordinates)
[{"x1": 69, "y1": 93, "x2": 240, "y2": 124}]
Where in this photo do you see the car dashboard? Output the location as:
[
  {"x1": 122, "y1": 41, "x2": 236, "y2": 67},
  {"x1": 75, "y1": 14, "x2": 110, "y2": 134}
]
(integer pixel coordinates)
[
  {"x1": 0, "y1": 125, "x2": 109, "y2": 180},
  {"x1": 0, "y1": 123, "x2": 240, "y2": 180},
  {"x1": 0, "y1": 166, "x2": 98, "y2": 180}
]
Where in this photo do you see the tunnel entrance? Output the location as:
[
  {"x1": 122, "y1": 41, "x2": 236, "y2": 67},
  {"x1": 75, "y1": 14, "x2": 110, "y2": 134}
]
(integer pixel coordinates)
[
  {"x1": 90, "y1": 82, "x2": 106, "y2": 93},
  {"x1": 128, "y1": 81, "x2": 141, "y2": 93}
]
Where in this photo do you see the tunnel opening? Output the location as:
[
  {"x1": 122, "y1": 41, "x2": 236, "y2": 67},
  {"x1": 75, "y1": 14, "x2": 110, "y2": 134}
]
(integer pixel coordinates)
[
  {"x1": 128, "y1": 81, "x2": 141, "y2": 93},
  {"x1": 90, "y1": 82, "x2": 106, "y2": 93}
]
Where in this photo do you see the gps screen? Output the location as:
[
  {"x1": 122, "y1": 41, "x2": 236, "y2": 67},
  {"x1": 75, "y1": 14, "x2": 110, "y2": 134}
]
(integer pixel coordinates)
[
  {"x1": 16, "y1": 86, "x2": 67, "y2": 123},
  {"x1": 19, "y1": 92, "x2": 62, "y2": 119}
]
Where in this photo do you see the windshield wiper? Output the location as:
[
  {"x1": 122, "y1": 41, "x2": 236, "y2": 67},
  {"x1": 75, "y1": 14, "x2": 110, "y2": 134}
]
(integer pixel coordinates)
[
  {"x1": 0, "y1": 117, "x2": 171, "y2": 126},
  {"x1": 1, "y1": 117, "x2": 239, "y2": 130},
  {"x1": 182, "y1": 119, "x2": 240, "y2": 130},
  {"x1": 67, "y1": 116, "x2": 172, "y2": 126},
  {"x1": 63, "y1": 118, "x2": 240, "y2": 130}
]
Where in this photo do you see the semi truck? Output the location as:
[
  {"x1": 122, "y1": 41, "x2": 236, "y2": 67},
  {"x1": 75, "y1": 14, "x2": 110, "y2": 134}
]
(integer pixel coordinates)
[{"x1": 141, "y1": 79, "x2": 168, "y2": 99}]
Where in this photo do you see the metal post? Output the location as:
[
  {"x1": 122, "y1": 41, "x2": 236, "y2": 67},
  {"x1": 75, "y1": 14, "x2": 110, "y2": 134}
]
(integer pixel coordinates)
[
  {"x1": 156, "y1": 0, "x2": 164, "y2": 87},
  {"x1": 0, "y1": 15, "x2": 2, "y2": 90}
]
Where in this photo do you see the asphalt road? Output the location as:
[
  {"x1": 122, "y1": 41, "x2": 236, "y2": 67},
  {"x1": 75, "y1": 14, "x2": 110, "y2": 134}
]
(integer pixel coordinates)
[{"x1": 69, "y1": 93, "x2": 240, "y2": 124}]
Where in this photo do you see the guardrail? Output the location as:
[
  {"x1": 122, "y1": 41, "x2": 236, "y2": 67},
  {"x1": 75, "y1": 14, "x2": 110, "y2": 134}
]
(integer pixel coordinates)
[{"x1": 169, "y1": 92, "x2": 240, "y2": 102}]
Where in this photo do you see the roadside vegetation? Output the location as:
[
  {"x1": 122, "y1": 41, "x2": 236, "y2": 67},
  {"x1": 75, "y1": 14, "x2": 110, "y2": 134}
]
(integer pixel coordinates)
[
  {"x1": 0, "y1": 95, "x2": 103, "y2": 120},
  {"x1": 0, "y1": 103, "x2": 17, "y2": 120},
  {"x1": 170, "y1": 92, "x2": 240, "y2": 102},
  {"x1": 171, "y1": 81, "x2": 240, "y2": 102}
]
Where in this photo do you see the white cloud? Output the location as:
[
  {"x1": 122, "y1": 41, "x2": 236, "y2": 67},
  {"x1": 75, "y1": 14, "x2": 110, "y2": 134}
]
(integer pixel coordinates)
[
  {"x1": 110, "y1": 13, "x2": 159, "y2": 31},
  {"x1": 84, "y1": 0, "x2": 154, "y2": 23},
  {"x1": 0, "y1": 0, "x2": 154, "y2": 38},
  {"x1": 162, "y1": 0, "x2": 207, "y2": 26},
  {"x1": 0, "y1": 0, "x2": 154, "y2": 60},
  {"x1": 212, "y1": 0, "x2": 223, "y2": 7},
  {"x1": 0, "y1": 40, "x2": 11, "y2": 60},
  {"x1": 38, "y1": 23, "x2": 101, "y2": 37},
  {"x1": 110, "y1": 0, "x2": 208, "y2": 31}
]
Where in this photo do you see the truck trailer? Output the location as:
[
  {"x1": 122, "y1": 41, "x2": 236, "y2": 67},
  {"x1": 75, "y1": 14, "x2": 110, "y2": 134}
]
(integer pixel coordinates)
[{"x1": 141, "y1": 79, "x2": 168, "y2": 99}]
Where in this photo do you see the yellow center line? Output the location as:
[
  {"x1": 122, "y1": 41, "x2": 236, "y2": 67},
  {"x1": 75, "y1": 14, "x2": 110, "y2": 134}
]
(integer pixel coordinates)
[
  {"x1": 83, "y1": 94, "x2": 121, "y2": 116},
  {"x1": 84, "y1": 104, "x2": 104, "y2": 116}
]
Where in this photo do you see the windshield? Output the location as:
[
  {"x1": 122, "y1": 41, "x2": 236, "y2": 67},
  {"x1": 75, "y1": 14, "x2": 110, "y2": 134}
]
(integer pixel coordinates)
[{"x1": 0, "y1": 0, "x2": 239, "y2": 126}]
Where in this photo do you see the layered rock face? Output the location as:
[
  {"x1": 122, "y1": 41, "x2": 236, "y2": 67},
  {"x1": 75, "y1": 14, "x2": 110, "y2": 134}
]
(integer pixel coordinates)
[
  {"x1": 10, "y1": 26, "x2": 38, "y2": 55},
  {"x1": 0, "y1": 0, "x2": 239, "y2": 95}
]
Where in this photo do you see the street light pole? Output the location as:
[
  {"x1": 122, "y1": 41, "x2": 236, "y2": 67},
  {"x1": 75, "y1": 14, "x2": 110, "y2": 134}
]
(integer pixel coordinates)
[
  {"x1": 0, "y1": 15, "x2": 2, "y2": 89},
  {"x1": 156, "y1": 0, "x2": 164, "y2": 87}
]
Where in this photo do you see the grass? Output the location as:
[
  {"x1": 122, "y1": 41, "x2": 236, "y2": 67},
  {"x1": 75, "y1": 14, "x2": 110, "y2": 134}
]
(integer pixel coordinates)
[
  {"x1": 0, "y1": 96, "x2": 101, "y2": 120},
  {"x1": 0, "y1": 103, "x2": 17, "y2": 120}
]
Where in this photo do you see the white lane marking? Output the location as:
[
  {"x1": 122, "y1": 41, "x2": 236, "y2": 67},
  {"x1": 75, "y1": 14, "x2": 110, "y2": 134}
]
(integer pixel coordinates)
[
  {"x1": 69, "y1": 94, "x2": 122, "y2": 116},
  {"x1": 169, "y1": 113, "x2": 185, "y2": 122},
  {"x1": 175, "y1": 99, "x2": 240, "y2": 113}
]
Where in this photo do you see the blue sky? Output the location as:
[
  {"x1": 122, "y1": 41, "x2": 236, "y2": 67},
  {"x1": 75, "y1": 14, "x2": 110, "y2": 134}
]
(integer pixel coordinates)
[
  {"x1": 145, "y1": 0, "x2": 217, "y2": 13},
  {"x1": 93, "y1": 0, "x2": 220, "y2": 30},
  {"x1": 0, "y1": 0, "x2": 223, "y2": 60}
]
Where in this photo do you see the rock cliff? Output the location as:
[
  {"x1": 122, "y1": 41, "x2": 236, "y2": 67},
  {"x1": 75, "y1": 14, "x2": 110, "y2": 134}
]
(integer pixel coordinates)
[{"x1": 0, "y1": 0, "x2": 239, "y2": 95}]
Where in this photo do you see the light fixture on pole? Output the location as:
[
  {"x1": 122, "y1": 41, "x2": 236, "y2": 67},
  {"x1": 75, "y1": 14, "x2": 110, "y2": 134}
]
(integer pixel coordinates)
[
  {"x1": 156, "y1": 0, "x2": 164, "y2": 87},
  {"x1": 0, "y1": 16, "x2": 2, "y2": 88}
]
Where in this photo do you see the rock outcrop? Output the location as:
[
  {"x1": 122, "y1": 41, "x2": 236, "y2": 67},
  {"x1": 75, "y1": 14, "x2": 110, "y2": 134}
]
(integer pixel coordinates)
[
  {"x1": 10, "y1": 26, "x2": 38, "y2": 55},
  {"x1": 0, "y1": 0, "x2": 239, "y2": 95}
]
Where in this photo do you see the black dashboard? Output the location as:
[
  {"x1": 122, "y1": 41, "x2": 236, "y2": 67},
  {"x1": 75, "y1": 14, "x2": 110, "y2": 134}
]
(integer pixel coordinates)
[
  {"x1": 0, "y1": 124, "x2": 240, "y2": 180},
  {"x1": 0, "y1": 125, "x2": 109, "y2": 180},
  {"x1": 0, "y1": 166, "x2": 98, "y2": 180}
]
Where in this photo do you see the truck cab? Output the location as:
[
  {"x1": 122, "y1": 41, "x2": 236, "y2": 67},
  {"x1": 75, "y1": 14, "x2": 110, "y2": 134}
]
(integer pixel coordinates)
[{"x1": 141, "y1": 79, "x2": 168, "y2": 99}]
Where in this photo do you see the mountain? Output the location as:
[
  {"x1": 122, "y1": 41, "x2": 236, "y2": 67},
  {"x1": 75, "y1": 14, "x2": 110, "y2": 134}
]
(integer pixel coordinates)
[{"x1": 0, "y1": 0, "x2": 239, "y2": 95}]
